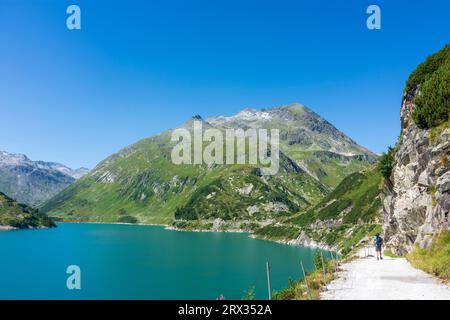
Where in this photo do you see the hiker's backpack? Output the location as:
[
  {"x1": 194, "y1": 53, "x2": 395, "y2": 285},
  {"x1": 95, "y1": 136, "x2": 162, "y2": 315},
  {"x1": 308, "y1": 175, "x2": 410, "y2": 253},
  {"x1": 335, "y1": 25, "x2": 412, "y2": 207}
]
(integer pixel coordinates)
[{"x1": 375, "y1": 236, "x2": 383, "y2": 246}]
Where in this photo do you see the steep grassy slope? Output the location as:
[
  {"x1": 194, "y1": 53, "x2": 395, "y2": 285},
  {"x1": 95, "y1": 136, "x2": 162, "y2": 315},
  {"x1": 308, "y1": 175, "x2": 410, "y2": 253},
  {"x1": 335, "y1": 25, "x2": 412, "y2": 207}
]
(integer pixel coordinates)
[
  {"x1": 255, "y1": 167, "x2": 383, "y2": 254},
  {"x1": 41, "y1": 132, "x2": 201, "y2": 224},
  {"x1": 287, "y1": 150, "x2": 372, "y2": 188},
  {"x1": 174, "y1": 158, "x2": 327, "y2": 221},
  {"x1": 0, "y1": 192, "x2": 55, "y2": 228}
]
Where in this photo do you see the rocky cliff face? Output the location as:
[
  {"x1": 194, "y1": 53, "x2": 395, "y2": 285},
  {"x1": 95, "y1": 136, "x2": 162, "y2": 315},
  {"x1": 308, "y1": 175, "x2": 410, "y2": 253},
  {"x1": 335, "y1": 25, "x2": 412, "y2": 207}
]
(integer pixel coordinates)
[{"x1": 382, "y1": 88, "x2": 449, "y2": 255}]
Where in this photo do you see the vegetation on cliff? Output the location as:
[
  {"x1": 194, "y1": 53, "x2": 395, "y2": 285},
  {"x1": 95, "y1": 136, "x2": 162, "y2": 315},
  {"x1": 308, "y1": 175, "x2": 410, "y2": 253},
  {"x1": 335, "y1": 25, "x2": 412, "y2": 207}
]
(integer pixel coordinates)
[
  {"x1": 409, "y1": 45, "x2": 450, "y2": 129},
  {"x1": 406, "y1": 44, "x2": 449, "y2": 93},
  {"x1": 377, "y1": 146, "x2": 396, "y2": 180}
]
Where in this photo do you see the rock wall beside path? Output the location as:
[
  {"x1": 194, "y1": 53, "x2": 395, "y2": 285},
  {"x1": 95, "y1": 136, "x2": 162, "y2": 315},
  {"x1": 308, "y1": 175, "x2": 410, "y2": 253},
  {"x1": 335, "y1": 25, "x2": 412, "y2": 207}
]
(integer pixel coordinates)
[{"x1": 382, "y1": 88, "x2": 449, "y2": 255}]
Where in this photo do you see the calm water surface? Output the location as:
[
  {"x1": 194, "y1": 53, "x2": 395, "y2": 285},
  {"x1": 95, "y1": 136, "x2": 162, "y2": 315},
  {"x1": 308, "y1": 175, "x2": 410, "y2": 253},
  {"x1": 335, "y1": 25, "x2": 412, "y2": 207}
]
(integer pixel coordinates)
[{"x1": 0, "y1": 223, "x2": 329, "y2": 299}]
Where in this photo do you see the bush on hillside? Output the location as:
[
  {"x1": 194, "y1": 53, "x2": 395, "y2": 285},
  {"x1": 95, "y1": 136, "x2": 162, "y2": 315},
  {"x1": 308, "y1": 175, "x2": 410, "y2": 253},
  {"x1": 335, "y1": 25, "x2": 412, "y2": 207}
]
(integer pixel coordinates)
[
  {"x1": 405, "y1": 45, "x2": 450, "y2": 93},
  {"x1": 412, "y1": 59, "x2": 450, "y2": 129},
  {"x1": 377, "y1": 146, "x2": 395, "y2": 179},
  {"x1": 117, "y1": 215, "x2": 138, "y2": 224}
]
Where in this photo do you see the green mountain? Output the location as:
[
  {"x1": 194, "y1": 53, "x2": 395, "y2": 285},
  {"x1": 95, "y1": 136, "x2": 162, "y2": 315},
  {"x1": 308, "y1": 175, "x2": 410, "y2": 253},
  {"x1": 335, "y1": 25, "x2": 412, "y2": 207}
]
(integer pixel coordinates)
[
  {"x1": 0, "y1": 192, "x2": 55, "y2": 229},
  {"x1": 255, "y1": 167, "x2": 383, "y2": 254},
  {"x1": 41, "y1": 104, "x2": 375, "y2": 226},
  {"x1": 207, "y1": 104, "x2": 376, "y2": 188}
]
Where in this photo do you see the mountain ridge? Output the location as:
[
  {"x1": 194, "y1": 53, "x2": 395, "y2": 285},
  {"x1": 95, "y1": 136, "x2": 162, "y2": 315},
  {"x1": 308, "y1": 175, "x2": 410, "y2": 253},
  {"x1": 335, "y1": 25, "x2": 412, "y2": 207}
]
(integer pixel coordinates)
[
  {"x1": 206, "y1": 103, "x2": 376, "y2": 159},
  {"x1": 41, "y1": 103, "x2": 375, "y2": 226},
  {"x1": 0, "y1": 150, "x2": 89, "y2": 206}
]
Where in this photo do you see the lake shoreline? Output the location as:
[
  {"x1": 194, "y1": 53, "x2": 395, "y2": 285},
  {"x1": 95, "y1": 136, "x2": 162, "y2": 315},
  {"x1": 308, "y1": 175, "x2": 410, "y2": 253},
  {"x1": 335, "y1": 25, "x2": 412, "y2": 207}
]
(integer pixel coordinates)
[
  {"x1": 54, "y1": 220, "x2": 332, "y2": 251},
  {"x1": 0, "y1": 222, "x2": 322, "y2": 299},
  {"x1": 0, "y1": 224, "x2": 53, "y2": 231}
]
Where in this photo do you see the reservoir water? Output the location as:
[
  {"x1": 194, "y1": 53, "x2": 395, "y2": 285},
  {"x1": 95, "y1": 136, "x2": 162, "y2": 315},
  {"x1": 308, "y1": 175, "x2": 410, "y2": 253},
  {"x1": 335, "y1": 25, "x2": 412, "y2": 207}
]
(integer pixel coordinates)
[{"x1": 0, "y1": 223, "x2": 327, "y2": 299}]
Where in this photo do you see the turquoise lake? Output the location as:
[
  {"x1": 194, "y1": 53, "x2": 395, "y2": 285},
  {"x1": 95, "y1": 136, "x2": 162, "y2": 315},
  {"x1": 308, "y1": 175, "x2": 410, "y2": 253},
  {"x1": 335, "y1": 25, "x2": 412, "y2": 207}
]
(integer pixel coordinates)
[{"x1": 0, "y1": 223, "x2": 329, "y2": 299}]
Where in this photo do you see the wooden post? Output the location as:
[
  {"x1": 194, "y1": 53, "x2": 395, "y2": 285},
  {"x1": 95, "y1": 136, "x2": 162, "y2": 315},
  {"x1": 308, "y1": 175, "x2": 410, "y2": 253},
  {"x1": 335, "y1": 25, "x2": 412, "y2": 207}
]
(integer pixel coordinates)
[
  {"x1": 266, "y1": 260, "x2": 272, "y2": 300},
  {"x1": 330, "y1": 252, "x2": 338, "y2": 273},
  {"x1": 335, "y1": 253, "x2": 339, "y2": 272},
  {"x1": 300, "y1": 260, "x2": 312, "y2": 300},
  {"x1": 320, "y1": 251, "x2": 327, "y2": 284}
]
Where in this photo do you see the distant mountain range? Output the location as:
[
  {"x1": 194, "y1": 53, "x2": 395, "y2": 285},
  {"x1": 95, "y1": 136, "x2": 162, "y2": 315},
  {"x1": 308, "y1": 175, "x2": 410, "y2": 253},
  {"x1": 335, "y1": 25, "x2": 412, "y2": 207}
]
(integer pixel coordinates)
[
  {"x1": 0, "y1": 151, "x2": 89, "y2": 207},
  {"x1": 41, "y1": 103, "x2": 376, "y2": 226}
]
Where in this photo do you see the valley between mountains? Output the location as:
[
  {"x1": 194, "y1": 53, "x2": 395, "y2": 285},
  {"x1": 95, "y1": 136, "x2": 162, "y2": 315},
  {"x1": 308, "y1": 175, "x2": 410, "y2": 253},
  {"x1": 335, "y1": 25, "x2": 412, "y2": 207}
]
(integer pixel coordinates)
[
  {"x1": 1, "y1": 46, "x2": 448, "y2": 268},
  {"x1": 38, "y1": 102, "x2": 379, "y2": 253}
]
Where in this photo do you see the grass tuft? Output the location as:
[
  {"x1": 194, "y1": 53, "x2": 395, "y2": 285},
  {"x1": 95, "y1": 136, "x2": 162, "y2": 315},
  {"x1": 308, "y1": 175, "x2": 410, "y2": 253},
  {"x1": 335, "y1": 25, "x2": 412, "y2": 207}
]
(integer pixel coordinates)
[{"x1": 407, "y1": 231, "x2": 450, "y2": 282}]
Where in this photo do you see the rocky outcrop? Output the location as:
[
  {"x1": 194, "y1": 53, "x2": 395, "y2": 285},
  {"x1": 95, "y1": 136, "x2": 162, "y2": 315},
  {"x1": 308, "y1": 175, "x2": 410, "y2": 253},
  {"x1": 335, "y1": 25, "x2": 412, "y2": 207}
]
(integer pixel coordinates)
[
  {"x1": 382, "y1": 88, "x2": 449, "y2": 255},
  {"x1": 286, "y1": 230, "x2": 334, "y2": 251}
]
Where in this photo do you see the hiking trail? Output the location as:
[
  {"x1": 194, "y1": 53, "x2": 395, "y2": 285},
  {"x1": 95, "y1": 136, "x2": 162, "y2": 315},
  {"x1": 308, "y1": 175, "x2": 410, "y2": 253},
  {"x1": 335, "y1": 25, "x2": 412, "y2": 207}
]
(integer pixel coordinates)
[{"x1": 321, "y1": 249, "x2": 450, "y2": 300}]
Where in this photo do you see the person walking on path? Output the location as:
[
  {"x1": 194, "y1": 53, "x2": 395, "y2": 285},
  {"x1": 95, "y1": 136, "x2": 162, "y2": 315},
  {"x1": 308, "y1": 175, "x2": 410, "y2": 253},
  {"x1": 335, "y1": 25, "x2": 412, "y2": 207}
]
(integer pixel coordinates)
[{"x1": 374, "y1": 234, "x2": 383, "y2": 260}]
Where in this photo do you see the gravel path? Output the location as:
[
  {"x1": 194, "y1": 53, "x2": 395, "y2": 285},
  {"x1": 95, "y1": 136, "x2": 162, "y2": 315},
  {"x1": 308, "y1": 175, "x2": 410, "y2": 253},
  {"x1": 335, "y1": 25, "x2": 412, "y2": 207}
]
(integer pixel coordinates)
[{"x1": 321, "y1": 249, "x2": 450, "y2": 300}]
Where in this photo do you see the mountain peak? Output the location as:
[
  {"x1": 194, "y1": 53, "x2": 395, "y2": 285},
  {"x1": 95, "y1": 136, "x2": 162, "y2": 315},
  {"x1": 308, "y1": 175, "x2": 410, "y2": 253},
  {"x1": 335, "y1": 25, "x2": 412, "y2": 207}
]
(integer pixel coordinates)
[
  {"x1": 0, "y1": 150, "x2": 89, "y2": 206},
  {"x1": 0, "y1": 151, "x2": 30, "y2": 164},
  {"x1": 204, "y1": 103, "x2": 375, "y2": 159},
  {"x1": 282, "y1": 102, "x2": 308, "y2": 112}
]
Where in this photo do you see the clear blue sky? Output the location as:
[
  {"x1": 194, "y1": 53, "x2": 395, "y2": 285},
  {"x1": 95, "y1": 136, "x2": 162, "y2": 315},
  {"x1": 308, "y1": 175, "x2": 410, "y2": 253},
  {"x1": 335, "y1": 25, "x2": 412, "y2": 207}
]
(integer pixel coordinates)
[{"x1": 0, "y1": 0, "x2": 449, "y2": 169}]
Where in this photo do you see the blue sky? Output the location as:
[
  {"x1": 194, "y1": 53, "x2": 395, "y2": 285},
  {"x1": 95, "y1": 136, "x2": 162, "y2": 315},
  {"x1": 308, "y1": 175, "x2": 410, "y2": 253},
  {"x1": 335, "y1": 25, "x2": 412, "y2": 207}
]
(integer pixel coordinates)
[{"x1": 0, "y1": 0, "x2": 449, "y2": 169}]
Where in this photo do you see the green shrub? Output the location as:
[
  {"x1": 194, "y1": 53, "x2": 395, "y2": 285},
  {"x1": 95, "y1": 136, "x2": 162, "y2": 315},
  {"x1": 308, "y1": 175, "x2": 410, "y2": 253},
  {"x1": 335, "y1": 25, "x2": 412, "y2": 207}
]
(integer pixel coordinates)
[
  {"x1": 412, "y1": 59, "x2": 450, "y2": 129},
  {"x1": 313, "y1": 251, "x2": 332, "y2": 271},
  {"x1": 241, "y1": 286, "x2": 256, "y2": 300},
  {"x1": 273, "y1": 262, "x2": 336, "y2": 300},
  {"x1": 254, "y1": 225, "x2": 300, "y2": 240},
  {"x1": 117, "y1": 215, "x2": 139, "y2": 224},
  {"x1": 377, "y1": 146, "x2": 395, "y2": 179},
  {"x1": 430, "y1": 120, "x2": 450, "y2": 142},
  {"x1": 405, "y1": 44, "x2": 450, "y2": 93}
]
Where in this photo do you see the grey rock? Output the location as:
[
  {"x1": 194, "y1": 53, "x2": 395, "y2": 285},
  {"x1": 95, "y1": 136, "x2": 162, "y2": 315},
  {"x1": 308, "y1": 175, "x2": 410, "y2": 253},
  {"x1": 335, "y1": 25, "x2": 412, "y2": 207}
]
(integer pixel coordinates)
[
  {"x1": 0, "y1": 151, "x2": 89, "y2": 207},
  {"x1": 381, "y1": 92, "x2": 450, "y2": 255}
]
